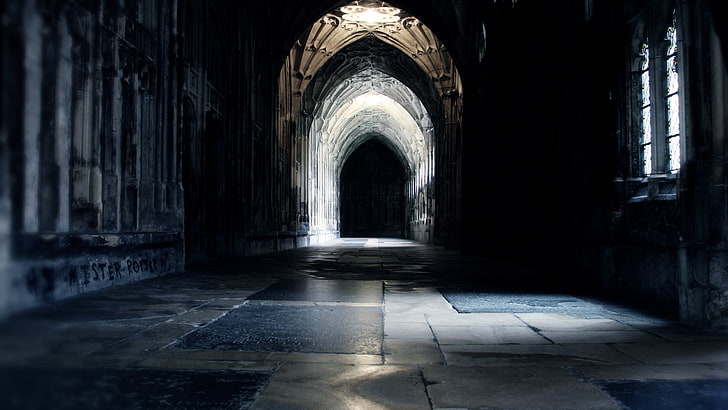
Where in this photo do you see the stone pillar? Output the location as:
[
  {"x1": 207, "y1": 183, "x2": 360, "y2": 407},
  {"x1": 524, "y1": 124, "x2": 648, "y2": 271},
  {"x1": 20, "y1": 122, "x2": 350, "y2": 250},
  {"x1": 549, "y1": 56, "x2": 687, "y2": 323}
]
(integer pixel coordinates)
[
  {"x1": 677, "y1": 0, "x2": 728, "y2": 328},
  {"x1": 21, "y1": 0, "x2": 42, "y2": 233}
]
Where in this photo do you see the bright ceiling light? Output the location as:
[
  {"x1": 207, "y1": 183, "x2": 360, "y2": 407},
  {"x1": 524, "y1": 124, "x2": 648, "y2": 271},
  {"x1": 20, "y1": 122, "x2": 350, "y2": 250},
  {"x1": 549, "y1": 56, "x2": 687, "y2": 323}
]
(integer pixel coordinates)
[{"x1": 340, "y1": 4, "x2": 401, "y2": 24}]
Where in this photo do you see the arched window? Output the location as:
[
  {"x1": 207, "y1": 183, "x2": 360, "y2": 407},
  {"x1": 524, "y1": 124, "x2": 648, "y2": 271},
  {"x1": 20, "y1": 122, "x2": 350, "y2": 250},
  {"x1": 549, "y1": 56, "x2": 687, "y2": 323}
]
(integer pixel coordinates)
[
  {"x1": 665, "y1": 13, "x2": 680, "y2": 173},
  {"x1": 639, "y1": 40, "x2": 652, "y2": 175},
  {"x1": 631, "y1": 9, "x2": 681, "y2": 179}
]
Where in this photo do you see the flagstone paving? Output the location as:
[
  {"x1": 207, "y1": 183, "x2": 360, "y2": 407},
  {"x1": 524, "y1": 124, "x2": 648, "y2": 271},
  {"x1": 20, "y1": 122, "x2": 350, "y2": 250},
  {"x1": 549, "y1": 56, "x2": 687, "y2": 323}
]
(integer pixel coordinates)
[{"x1": 1, "y1": 238, "x2": 727, "y2": 409}]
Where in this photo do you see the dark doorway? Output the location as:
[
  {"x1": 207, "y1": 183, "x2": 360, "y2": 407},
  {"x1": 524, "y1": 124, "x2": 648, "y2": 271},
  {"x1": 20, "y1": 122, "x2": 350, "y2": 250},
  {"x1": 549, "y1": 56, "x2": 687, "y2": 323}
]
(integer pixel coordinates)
[{"x1": 340, "y1": 139, "x2": 406, "y2": 237}]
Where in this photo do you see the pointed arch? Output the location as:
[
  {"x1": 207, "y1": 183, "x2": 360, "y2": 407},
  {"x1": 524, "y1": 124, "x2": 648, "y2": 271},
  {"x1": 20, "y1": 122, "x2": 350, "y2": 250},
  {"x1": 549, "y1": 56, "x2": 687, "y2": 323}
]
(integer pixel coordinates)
[{"x1": 277, "y1": 1, "x2": 463, "y2": 245}]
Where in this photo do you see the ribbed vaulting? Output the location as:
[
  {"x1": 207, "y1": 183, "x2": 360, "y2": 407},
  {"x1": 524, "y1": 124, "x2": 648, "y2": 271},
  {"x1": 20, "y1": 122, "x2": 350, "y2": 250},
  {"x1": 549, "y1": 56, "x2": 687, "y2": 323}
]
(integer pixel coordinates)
[{"x1": 280, "y1": 1, "x2": 459, "y2": 243}]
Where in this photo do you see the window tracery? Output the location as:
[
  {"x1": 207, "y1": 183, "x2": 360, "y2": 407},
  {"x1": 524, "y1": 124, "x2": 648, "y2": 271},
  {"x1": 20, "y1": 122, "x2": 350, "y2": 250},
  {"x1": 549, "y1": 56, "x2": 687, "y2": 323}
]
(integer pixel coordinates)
[
  {"x1": 665, "y1": 15, "x2": 680, "y2": 173},
  {"x1": 630, "y1": 8, "x2": 682, "y2": 180},
  {"x1": 640, "y1": 41, "x2": 652, "y2": 175}
]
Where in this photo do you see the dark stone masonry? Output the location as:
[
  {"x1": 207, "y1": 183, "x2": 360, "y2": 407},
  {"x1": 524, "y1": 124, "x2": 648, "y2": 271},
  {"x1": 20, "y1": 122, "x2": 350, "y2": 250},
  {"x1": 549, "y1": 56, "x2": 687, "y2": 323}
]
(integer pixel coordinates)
[
  {"x1": 1, "y1": 0, "x2": 726, "y2": 327},
  {"x1": 1, "y1": 3, "x2": 728, "y2": 406}
]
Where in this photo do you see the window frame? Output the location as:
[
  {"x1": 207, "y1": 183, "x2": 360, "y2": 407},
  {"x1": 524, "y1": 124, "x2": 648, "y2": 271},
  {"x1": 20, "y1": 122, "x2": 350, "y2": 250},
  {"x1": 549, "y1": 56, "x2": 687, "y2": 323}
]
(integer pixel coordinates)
[
  {"x1": 638, "y1": 40, "x2": 653, "y2": 176},
  {"x1": 664, "y1": 18, "x2": 681, "y2": 173},
  {"x1": 628, "y1": 7, "x2": 684, "y2": 185}
]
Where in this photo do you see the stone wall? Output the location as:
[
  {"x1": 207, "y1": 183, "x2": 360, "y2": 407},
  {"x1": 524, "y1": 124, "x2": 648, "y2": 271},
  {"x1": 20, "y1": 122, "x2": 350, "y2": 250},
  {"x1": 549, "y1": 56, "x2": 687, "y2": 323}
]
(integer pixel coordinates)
[
  {"x1": 0, "y1": 0, "x2": 184, "y2": 318},
  {"x1": 607, "y1": 0, "x2": 728, "y2": 327},
  {"x1": 2, "y1": 0, "x2": 728, "y2": 329},
  {"x1": 460, "y1": 0, "x2": 728, "y2": 328}
]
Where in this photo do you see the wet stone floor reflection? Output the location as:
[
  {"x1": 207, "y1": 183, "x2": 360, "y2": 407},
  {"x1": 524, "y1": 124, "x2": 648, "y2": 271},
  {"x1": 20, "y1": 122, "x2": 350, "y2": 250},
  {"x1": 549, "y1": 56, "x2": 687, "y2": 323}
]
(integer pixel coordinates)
[{"x1": 1, "y1": 238, "x2": 728, "y2": 409}]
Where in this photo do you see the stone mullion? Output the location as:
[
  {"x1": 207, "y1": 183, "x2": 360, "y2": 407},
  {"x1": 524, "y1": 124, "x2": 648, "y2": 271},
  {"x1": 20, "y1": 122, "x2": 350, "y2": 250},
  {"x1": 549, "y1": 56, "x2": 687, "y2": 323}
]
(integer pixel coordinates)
[
  {"x1": 276, "y1": 66, "x2": 284, "y2": 234},
  {"x1": 314, "y1": 149, "x2": 321, "y2": 233},
  {"x1": 274, "y1": 61, "x2": 292, "y2": 231},
  {"x1": 429, "y1": 126, "x2": 435, "y2": 240},
  {"x1": 244, "y1": 47, "x2": 255, "y2": 235},
  {"x1": 21, "y1": 2, "x2": 43, "y2": 233},
  {"x1": 300, "y1": 130, "x2": 307, "y2": 234},
  {"x1": 315, "y1": 148, "x2": 324, "y2": 234},
  {"x1": 325, "y1": 151, "x2": 333, "y2": 233},
  {"x1": 167, "y1": 0, "x2": 181, "y2": 218},
  {"x1": 54, "y1": 14, "x2": 74, "y2": 233},
  {"x1": 648, "y1": 34, "x2": 668, "y2": 174},
  {"x1": 154, "y1": 32, "x2": 166, "y2": 215},
  {"x1": 100, "y1": 10, "x2": 123, "y2": 232},
  {"x1": 89, "y1": 4, "x2": 105, "y2": 233},
  {"x1": 286, "y1": 120, "x2": 295, "y2": 233},
  {"x1": 625, "y1": 34, "x2": 643, "y2": 179},
  {"x1": 250, "y1": 30, "x2": 264, "y2": 234},
  {"x1": 440, "y1": 93, "x2": 462, "y2": 248},
  {"x1": 138, "y1": 79, "x2": 155, "y2": 229},
  {"x1": 434, "y1": 119, "x2": 446, "y2": 245},
  {"x1": 1, "y1": 1, "x2": 21, "y2": 246},
  {"x1": 269, "y1": 69, "x2": 277, "y2": 232},
  {"x1": 154, "y1": 2, "x2": 175, "y2": 219},
  {"x1": 68, "y1": 8, "x2": 99, "y2": 233},
  {"x1": 306, "y1": 138, "x2": 313, "y2": 235},
  {"x1": 134, "y1": 6, "x2": 160, "y2": 229},
  {"x1": 0, "y1": 1, "x2": 39, "y2": 264},
  {"x1": 120, "y1": 30, "x2": 141, "y2": 232},
  {"x1": 279, "y1": 56, "x2": 298, "y2": 234},
  {"x1": 291, "y1": 125, "x2": 298, "y2": 234},
  {"x1": 38, "y1": 10, "x2": 60, "y2": 232}
]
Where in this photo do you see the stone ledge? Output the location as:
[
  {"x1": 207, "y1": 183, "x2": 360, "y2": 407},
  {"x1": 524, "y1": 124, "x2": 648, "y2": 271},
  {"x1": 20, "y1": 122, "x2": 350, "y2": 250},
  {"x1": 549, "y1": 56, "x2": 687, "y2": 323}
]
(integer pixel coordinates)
[
  {"x1": 8, "y1": 232, "x2": 182, "y2": 259},
  {"x1": 0, "y1": 237, "x2": 183, "y2": 320}
]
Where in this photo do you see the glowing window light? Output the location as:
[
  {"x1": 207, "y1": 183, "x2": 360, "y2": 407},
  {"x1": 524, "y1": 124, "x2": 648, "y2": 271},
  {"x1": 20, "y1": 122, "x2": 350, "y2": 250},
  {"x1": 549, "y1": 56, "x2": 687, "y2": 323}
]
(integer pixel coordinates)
[
  {"x1": 340, "y1": 4, "x2": 401, "y2": 24},
  {"x1": 640, "y1": 41, "x2": 652, "y2": 175},
  {"x1": 665, "y1": 12, "x2": 680, "y2": 173}
]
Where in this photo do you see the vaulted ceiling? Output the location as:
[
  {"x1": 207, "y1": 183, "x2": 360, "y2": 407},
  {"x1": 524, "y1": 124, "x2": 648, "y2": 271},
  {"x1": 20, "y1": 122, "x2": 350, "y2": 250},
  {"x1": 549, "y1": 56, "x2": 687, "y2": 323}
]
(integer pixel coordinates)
[
  {"x1": 302, "y1": 38, "x2": 443, "y2": 129},
  {"x1": 287, "y1": 0, "x2": 460, "y2": 104},
  {"x1": 283, "y1": 1, "x2": 458, "y2": 174}
]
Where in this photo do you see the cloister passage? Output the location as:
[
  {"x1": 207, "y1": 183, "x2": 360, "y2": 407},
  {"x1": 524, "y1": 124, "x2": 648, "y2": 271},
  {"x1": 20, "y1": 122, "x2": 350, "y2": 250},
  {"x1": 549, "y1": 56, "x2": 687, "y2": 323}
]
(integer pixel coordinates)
[
  {"x1": 340, "y1": 139, "x2": 407, "y2": 238},
  {"x1": 3, "y1": 0, "x2": 728, "y2": 406},
  {"x1": 4, "y1": 0, "x2": 728, "y2": 352},
  {"x1": 279, "y1": 1, "x2": 463, "y2": 246}
]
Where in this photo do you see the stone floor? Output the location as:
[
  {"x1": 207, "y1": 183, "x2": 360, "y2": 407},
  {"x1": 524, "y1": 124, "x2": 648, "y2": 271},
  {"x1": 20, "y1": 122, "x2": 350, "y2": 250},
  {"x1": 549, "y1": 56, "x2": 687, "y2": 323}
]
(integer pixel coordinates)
[{"x1": 1, "y1": 237, "x2": 728, "y2": 409}]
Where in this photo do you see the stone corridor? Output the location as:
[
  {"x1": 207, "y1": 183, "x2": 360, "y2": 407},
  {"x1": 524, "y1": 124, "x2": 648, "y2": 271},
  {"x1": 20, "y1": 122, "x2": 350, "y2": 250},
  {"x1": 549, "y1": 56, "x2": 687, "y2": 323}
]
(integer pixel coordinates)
[{"x1": 1, "y1": 238, "x2": 728, "y2": 409}]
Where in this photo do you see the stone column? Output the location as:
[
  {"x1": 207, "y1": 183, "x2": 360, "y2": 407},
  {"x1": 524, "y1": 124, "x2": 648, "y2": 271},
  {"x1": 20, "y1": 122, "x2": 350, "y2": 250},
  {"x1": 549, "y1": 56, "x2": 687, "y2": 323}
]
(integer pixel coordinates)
[{"x1": 677, "y1": 0, "x2": 728, "y2": 328}]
